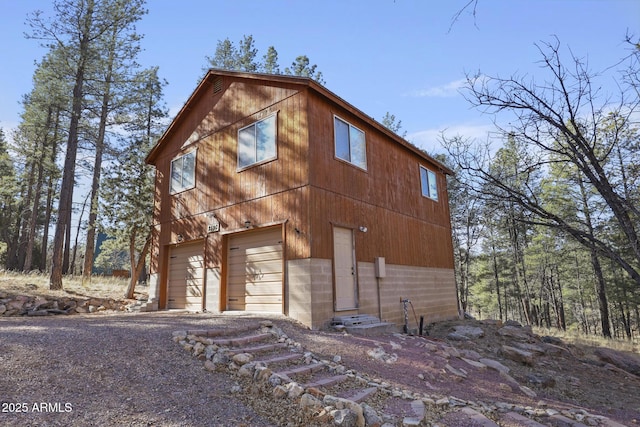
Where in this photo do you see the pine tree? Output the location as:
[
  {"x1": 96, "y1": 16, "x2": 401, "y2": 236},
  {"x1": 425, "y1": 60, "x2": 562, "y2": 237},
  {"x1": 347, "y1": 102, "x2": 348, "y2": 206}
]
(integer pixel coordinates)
[
  {"x1": 261, "y1": 46, "x2": 280, "y2": 74},
  {"x1": 204, "y1": 35, "x2": 326, "y2": 84},
  {"x1": 81, "y1": 0, "x2": 147, "y2": 285},
  {"x1": 0, "y1": 128, "x2": 18, "y2": 266},
  {"x1": 27, "y1": 0, "x2": 148, "y2": 289},
  {"x1": 98, "y1": 67, "x2": 167, "y2": 298}
]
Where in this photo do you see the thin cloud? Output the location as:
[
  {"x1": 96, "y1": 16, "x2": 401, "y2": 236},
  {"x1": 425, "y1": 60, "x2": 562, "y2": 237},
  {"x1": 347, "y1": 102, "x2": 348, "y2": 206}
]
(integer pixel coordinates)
[
  {"x1": 409, "y1": 78, "x2": 467, "y2": 98},
  {"x1": 408, "y1": 122, "x2": 495, "y2": 154}
]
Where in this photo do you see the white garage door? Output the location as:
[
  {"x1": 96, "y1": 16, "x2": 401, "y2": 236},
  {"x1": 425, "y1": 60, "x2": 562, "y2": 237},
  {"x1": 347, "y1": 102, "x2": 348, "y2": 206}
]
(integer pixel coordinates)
[
  {"x1": 168, "y1": 242, "x2": 204, "y2": 310},
  {"x1": 227, "y1": 228, "x2": 283, "y2": 313}
]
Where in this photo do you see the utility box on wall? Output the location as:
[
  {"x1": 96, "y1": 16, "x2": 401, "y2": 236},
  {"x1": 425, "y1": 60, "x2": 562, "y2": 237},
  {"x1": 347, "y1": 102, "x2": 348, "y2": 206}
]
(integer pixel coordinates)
[{"x1": 375, "y1": 257, "x2": 386, "y2": 278}]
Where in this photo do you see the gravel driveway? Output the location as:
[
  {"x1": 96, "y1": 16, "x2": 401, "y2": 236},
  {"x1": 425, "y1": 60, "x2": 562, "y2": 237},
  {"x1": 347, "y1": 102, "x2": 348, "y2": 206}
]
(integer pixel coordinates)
[{"x1": 0, "y1": 312, "x2": 276, "y2": 427}]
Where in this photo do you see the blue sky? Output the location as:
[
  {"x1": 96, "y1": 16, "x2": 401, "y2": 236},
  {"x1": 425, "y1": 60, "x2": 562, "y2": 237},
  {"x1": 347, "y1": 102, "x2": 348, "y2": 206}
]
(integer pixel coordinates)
[{"x1": 1, "y1": 0, "x2": 639, "y2": 154}]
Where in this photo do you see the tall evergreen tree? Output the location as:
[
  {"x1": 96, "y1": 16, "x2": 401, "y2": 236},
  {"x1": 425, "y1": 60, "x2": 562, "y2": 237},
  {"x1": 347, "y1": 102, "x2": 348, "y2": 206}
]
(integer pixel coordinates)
[
  {"x1": 98, "y1": 67, "x2": 167, "y2": 298},
  {"x1": 204, "y1": 35, "x2": 326, "y2": 84},
  {"x1": 81, "y1": 0, "x2": 147, "y2": 285},
  {"x1": 284, "y1": 55, "x2": 325, "y2": 85},
  {"x1": 26, "y1": 0, "x2": 148, "y2": 289},
  {"x1": 12, "y1": 49, "x2": 69, "y2": 272},
  {"x1": 0, "y1": 128, "x2": 18, "y2": 266},
  {"x1": 261, "y1": 46, "x2": 280, "y2": 74}
]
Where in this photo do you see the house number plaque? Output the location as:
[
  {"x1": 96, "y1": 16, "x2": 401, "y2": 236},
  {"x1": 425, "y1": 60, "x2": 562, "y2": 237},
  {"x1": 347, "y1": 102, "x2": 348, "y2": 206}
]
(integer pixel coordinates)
[{"x1": 207, "y1": 219, "x2": 220, "y2": 233}]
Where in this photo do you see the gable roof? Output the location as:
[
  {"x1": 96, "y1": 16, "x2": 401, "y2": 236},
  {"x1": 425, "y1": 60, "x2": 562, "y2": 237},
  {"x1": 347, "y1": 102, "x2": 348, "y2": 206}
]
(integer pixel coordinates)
[{"x1": 146, "y1": 69, "x2": 452, "y2": 175}]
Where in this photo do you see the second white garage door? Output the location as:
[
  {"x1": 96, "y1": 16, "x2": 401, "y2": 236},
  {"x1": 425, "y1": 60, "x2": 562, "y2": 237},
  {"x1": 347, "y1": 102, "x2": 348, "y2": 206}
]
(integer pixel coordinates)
[{"x1": 227, "y1": 227, "x2": 283, "y2": 313}]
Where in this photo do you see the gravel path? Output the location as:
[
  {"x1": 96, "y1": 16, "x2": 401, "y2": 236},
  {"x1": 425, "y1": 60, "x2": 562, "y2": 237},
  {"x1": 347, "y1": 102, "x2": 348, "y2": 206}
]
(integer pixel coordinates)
[{"x1": 0, "y1": 312, "x2": 276, "y2": 427}]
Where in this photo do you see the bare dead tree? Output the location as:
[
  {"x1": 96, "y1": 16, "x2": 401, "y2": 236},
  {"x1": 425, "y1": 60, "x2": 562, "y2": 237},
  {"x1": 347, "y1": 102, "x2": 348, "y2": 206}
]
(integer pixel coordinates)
[{"x1": 442, "y1": 37, "x2": 640, "y2": 338}]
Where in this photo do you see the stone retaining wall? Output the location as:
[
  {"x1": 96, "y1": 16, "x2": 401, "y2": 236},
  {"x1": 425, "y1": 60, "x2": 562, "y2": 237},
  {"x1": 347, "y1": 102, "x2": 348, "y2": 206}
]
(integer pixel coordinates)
[{"x1": 0, "y1": 292, "x2": 133, "y2": 316}]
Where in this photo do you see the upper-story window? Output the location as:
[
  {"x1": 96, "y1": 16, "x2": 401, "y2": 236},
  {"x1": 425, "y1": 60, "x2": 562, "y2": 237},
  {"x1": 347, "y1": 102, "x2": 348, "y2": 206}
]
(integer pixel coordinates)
[
  {"x1": 170, "y1": 150, "x2": 196, "y2": 194},
  {"x1": 334, "y1": 115, "x2": 367, "y2": 170},
  {"x1": 238, "y1": 113, "x2": 277, "y2": 170},
  {"x1": 420, "y1": 165, "x2": 438, "y2": 201}
]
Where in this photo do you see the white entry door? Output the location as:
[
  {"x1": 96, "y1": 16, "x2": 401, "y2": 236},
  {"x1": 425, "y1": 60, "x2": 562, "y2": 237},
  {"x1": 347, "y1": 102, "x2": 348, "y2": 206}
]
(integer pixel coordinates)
[{"x1": 334, "y1": 227, "x2": 357, "y2": 310}]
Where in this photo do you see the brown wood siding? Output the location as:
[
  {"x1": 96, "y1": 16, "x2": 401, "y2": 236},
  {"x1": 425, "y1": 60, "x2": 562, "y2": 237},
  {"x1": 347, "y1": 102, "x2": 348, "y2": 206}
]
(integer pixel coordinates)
[
  {"x1": 150, "y1": 77, "x2": 311, "y2": 266},
  {"x1": 310, "y1": 187, "x2": 453, "y2": 268},
  {"x1": 307, "y1": 90, "x2": 453, "y2": 269}
]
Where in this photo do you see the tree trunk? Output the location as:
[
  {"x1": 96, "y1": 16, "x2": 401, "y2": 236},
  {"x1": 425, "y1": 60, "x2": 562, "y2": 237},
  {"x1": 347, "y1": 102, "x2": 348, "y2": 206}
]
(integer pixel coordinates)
[
  {"x1": 82, "y1": 67, "x2": 112, "y2": 285},
  {"x1": 41, "y1": 108, "x2": 61, "y2": 272},
  {"x1": 554, "y1": 265, "x2": 566, "y2": 330},
  {"x1": 577, "y1": 174, "x2": 612, "y2": 338},
  {"x1": 124, "y1": 230, "x2": 151, "y2": 299},
  {"x1": 491, "y1": 235, "x2": 503, "y2": 321},
  {"x1": 17, "y1": 160, "x2": 36, "y2": 270},
  {"x1": 50, "y1": 0, "x2": 94, "y2": 290},
  {"x1": 23, "y1": 107, "x2": 53, "y2": 272}
]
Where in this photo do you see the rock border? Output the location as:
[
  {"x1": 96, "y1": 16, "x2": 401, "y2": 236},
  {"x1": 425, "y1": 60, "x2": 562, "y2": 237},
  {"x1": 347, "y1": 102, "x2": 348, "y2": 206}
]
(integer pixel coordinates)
[{"x1": 0, "y1": 292, "x2": 138, "y2": 316}]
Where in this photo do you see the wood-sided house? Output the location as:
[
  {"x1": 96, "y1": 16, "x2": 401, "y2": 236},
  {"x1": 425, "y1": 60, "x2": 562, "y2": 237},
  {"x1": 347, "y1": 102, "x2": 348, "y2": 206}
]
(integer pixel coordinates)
[{"x1": 144, "y1": 69, "x2": 459, "y2": 329}]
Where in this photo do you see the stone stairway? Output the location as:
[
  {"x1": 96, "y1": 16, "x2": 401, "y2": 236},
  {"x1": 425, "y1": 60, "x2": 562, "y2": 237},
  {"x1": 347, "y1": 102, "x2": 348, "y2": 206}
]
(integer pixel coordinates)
[
  {"x1": 173, "y1": 324, "x2": 622, "y2": 427},
  {"x1": 173, "y1": 321, "x2": 624, "y2": 427}
]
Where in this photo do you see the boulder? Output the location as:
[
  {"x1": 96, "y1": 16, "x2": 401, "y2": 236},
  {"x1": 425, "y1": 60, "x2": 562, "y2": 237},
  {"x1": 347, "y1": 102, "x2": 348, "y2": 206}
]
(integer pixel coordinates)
[
  {"x1": 541, "y1": 335, "x2": 563, "y2": 345},
  {"x1": 446, "y1": 332, "x2": 470, "y2": 341},
  {"x1": 299, "y1": 393, "x2": 323, "y2": 412},
  {"x1": 362, "y1": 403, "x2": 383, "y2": 427},
  {"x1": 453, "y1": 325, "x2": 485, "y2": 339},
  {"x1": 286, "y1": 382, "x2": 305, "y2": 399},
  {"x1": 479, "y1": 358, "x2": 510, "y2": 374},
  {"x1": 497, "y1": 326, "x2": 535, "y2": 342},
  {"x1": 331, "y1": 408, "x2": 359, "y2": 427},
  {"x1": 323, "y1": 395, "x2": 365, "y2": 427},
  {"x1": 232, "y1": 353, "x2": 253, "y2": 366},
  {"x1": 514, "y1": 342, "x2": 546, "y2": 355},
  {"x1": 595, "y1": 347, "x2": 640, "y2": 376},
  {"x1": 500, "y1": 345, "x2": 535, "y2": 365},
  {"x1": 526, "y1": 373, "x2": 556, "y2": 388}
]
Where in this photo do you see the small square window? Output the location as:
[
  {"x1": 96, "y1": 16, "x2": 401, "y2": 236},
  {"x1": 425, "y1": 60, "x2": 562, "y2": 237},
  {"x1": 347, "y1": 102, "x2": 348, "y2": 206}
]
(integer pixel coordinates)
[
  {"x1": 334, "y1": 116, "x2": 367, "y2": 170},
  {"x1": 170, "y1": 151, "x2": 196, "y2": 194},
  {"x1": 238, "y1": 113, "x2": 277, "y2": 169},
  {"x1": 420, "y1": 166, "x2": 438, "y2": 201}
]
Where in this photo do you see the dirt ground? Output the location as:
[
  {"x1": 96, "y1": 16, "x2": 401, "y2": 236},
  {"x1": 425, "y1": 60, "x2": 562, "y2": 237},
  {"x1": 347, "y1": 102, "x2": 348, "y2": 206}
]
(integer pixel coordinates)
[
  {"x1": 279, "y1": 318, "x2": 640, "y2": 425},
  {"x1": 2, "y1": 278, "x2": 639, "y2": 426}
]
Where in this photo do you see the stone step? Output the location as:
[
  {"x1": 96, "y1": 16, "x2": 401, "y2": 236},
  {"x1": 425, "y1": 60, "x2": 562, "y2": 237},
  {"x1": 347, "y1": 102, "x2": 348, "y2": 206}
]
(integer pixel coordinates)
[
  {"x1": 184, "y1": 324, "x2": 260, "y2": 338},
  {"x1": 211, "y1": 332, "x2": 273, "y2": 347},
  {"x1": 456, "y1": 407, "x2": 499, "y2": 427},
  {"x1": 228, "y1": 342, "x2": 288, "y2": 355},
  {"x1": 341, "y1": 386, "x2": 378, "y2": 403},
  {"x1": 254, "y1": 352, "x2": 302, "y2": 365},
  {"x1": 502, "y1": 412, "x2": 548, "y2": 427},
  {"x1": 302, "y1": 374, "x2": 348, "y2": 389},
  {"x1": 275, "y1": 363, "x2": 325, "y2": 378}
]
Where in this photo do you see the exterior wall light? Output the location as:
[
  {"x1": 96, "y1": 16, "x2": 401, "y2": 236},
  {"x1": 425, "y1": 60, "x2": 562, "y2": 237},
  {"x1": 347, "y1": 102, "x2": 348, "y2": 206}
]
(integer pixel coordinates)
[
  {"x1": 359, "y1": 226, "x2": 368, "y2": 233},
  {"x1": 244, "y1": 220, "x2": 251, "y2": 228}
]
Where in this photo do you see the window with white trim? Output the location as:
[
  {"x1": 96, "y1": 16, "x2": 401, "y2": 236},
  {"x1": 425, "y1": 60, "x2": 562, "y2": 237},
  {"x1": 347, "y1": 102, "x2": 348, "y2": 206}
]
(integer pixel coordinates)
[
  {"x1": 170, "y1": 150, "x2": 196, "y2": 194},
  {"x1": 334, "y1": 116, "x2": 367, "y2": 170},
  {"x1": 420, "y1": 166, "x2": 438, "y2": 201},
  {"x1": 238, "y1": 113, "x2": 277, "y2": 169}
]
